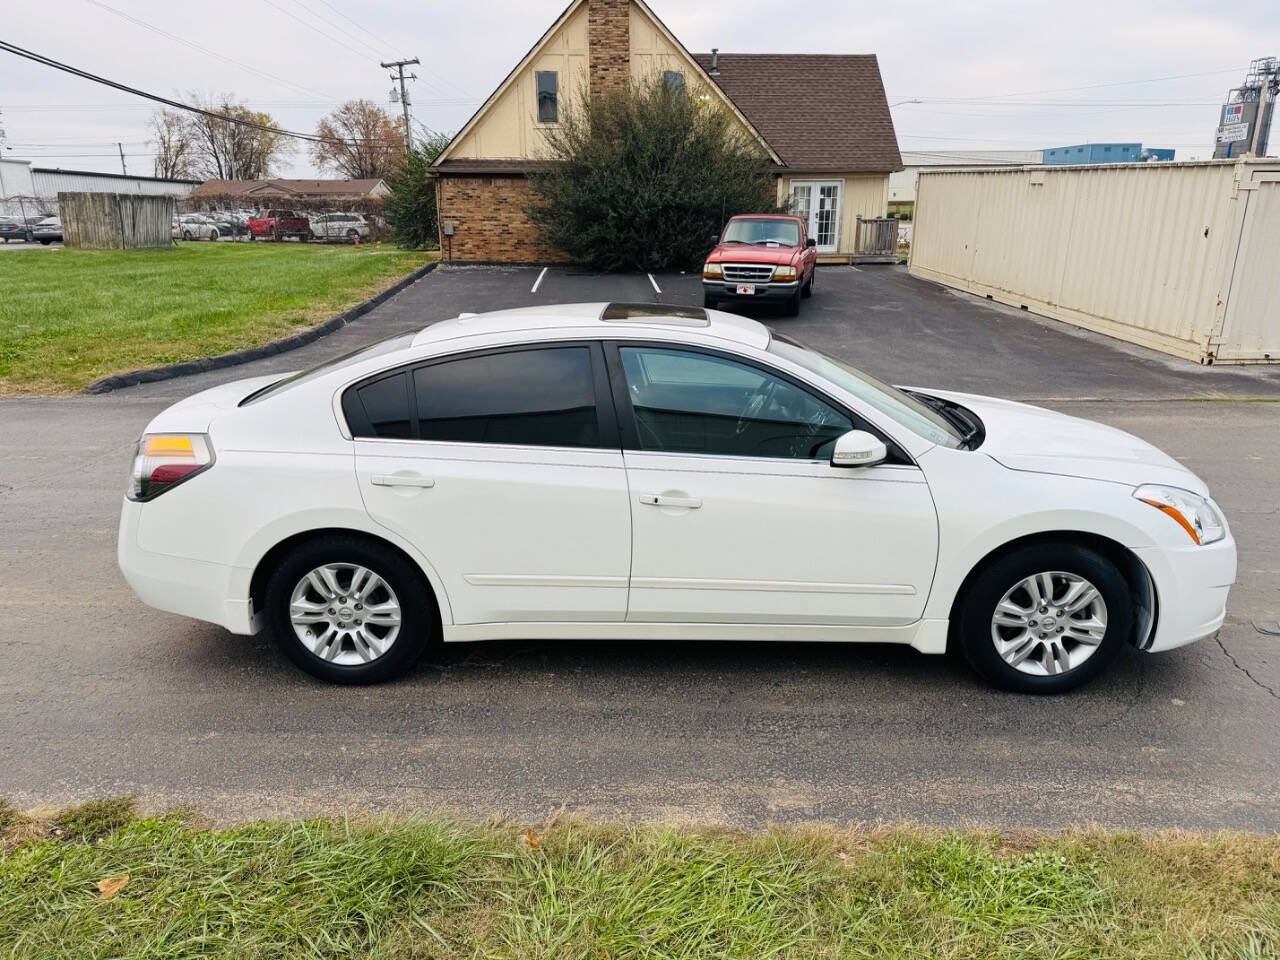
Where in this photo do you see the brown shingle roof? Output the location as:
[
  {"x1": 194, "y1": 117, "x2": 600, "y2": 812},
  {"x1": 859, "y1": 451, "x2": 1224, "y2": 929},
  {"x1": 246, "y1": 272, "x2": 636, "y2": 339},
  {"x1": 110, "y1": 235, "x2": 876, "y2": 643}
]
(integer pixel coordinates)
[
  {"x1": 190, "y1": 178, "x2": 387, "y2": 198},
  {"x1": 692, "y1": 53, "x2": 902, "y2": 173}
]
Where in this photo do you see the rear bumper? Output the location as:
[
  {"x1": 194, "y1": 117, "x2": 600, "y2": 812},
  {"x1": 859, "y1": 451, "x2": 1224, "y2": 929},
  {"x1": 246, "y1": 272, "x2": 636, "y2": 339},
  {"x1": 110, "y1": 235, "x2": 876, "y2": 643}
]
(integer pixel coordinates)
[
  {"x1": 117, "y1": 498, "x2": 258, "y2": 635},
  {"x1": 1135, "y1": 532, "x2": 1237, "y2": 653},
  {"x1": 702, "y1": 279, "x2": 799, "y2": 301}
]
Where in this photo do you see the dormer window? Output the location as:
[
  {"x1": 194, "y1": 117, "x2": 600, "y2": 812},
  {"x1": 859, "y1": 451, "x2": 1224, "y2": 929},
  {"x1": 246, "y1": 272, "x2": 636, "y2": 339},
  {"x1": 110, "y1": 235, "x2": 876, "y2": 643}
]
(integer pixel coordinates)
[{"x1": 536, "y1": 71, "x2": 559, "y2": 124}]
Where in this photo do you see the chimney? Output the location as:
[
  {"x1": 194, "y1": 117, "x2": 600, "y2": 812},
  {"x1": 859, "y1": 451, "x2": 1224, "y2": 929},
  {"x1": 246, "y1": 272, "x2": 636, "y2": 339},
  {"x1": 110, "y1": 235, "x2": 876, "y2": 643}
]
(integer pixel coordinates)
[
  {"x1": 588, "y1": 0, "x2": 631, "y2": 100},
  {"x1": 709, "y1": 48, "x2": 720, "y2": 76}
]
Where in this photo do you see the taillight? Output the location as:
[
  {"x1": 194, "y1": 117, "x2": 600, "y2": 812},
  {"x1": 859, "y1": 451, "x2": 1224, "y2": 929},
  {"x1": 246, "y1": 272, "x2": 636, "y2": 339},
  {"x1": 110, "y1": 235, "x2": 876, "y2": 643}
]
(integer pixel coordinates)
[{"x1": 128, "y1": 433, "x2": 214, "y2": 501}]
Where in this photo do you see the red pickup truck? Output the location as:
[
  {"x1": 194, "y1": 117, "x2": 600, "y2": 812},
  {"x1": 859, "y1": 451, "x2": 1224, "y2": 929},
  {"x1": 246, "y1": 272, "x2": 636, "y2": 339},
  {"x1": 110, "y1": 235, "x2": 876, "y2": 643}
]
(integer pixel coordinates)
[
  {"x1": 247, "y1": 209, "x2": 311, "y2": 241},
  {"x1": 702, "y1": 214, "x2": 817, "y2": 315}
]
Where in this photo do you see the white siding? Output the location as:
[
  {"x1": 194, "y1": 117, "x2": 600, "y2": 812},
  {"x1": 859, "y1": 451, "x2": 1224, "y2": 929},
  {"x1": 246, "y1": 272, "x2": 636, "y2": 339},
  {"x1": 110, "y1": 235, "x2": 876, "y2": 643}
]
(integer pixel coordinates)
[
  {"x1": 909, "y1": 159, "x2": 1280, "y2": 364},
  {"x1": 31, "y1": 169, "x2": 197, "y2": 200}
]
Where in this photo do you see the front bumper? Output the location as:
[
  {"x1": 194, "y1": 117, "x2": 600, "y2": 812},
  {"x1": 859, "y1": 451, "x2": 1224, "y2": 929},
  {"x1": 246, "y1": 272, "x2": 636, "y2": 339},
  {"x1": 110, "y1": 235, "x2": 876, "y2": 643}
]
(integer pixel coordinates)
[
  {"x1": 702, "y1": 279, "x2": 799, "y2": 301},
  {"x1": 117, "y1": 498, "x2": 258, "y2": 634},
  {"x1": 1135, "y1": 531, "x2": 1237, "y2": 652}
]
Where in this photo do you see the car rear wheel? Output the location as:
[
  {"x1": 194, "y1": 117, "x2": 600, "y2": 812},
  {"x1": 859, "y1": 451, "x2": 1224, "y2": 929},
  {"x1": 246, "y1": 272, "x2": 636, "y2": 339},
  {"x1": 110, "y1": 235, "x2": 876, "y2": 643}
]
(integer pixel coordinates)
[
  {"x1": 956, "y1": 542, "x2": 1131, "y2": 694},
  {"x1": 209, "y1": 229, "x2": 219, "y2": 241},
  {"x1": 265, "y1": 535, "x2": 436, "y2": 684}
]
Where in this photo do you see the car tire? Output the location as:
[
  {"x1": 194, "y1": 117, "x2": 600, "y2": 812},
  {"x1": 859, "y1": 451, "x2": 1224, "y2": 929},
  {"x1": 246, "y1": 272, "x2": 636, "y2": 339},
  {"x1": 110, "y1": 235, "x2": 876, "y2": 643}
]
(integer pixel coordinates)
[
  {"x1": 802, "y1": 269, "x2": 815, "y2": 298},
  {"x1": 209, "y1": 229, "x2": 219, "y2": 242},
  {"x1": 346, "y1": 228, "x2": 359, "y2": 241},
  {"x1": 40, "y1": 239, "x2": 51, "y2": 245},
  {"x1": 956, "y1": 542, "x2": 1131, "y2": 694},
  {"x1": 783, "y1": 286, "x2": 801, "y2": 316},
  {"x1": 182, "y1": 231, "x2": 193, "y2": 241},
  {"x1": 703, "y1": 293, "x2": 717, "y2": 309},
  {"x1": 264, "y1": 535, "x2": 437, "y2": 684}
]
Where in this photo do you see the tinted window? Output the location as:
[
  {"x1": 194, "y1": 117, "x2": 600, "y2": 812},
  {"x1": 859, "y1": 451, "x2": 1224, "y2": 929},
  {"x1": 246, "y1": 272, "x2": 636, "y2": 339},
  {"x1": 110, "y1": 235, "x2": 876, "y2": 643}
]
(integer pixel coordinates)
[
  {"x1": 536, "y1": 71, "x2": 558, "y2": 123},
  {"x1": 414, "y1": 348, "x2": 599, "y2": 447},
  {"x1": 356, "y1": 373, "x2": 412, "y2": 439},
  {"x1": 619, "y1": 347, "x2": 851, "y2": 459}
]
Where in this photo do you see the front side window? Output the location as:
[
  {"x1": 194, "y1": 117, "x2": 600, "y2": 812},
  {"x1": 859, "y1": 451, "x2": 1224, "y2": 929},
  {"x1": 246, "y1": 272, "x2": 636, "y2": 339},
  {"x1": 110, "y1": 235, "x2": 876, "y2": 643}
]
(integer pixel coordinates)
[
  {"x1": 536, "y1": 71, "x2": 559, "y2": 124},
  {"x1": 619, "y1": 347, "x2": 851, "y2": 459},
  {"x1": 414, "y1": 347, "x2": 599, "y2": 447}
]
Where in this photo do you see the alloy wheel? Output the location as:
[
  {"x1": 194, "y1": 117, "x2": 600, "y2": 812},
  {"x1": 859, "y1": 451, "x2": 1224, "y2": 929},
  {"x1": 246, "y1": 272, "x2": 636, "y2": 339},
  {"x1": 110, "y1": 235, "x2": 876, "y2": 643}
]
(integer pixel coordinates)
[
  {"x1": 289, "y1": 563, "x2": 402, "y2": 665},
  {"x1": 989, "y1": 570, "x2": 1107, "y2": 676}
]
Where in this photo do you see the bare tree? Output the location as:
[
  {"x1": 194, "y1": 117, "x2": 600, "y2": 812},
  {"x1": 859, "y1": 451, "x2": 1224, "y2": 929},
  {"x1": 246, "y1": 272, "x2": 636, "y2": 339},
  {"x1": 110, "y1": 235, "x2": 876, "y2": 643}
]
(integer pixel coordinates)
[
  {"x1": 149, "y1": 109, "x2": 197, "y2": 180},
  {"x1": 184, "y1": 92, "x2": 292, "y2": 181},
  {"x1": 311, "y1": 99, "x2": 405, "y2": 179}
]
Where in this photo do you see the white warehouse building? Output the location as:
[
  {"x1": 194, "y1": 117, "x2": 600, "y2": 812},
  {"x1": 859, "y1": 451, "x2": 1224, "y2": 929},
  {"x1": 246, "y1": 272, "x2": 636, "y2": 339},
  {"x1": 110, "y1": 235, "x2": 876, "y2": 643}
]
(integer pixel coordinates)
[
  {"x1": 889, "y1": 150, "x2": 1044, "y2": 206},
  {"x1": 0, "y1": 158, "x2": 198, "y2": 217}
]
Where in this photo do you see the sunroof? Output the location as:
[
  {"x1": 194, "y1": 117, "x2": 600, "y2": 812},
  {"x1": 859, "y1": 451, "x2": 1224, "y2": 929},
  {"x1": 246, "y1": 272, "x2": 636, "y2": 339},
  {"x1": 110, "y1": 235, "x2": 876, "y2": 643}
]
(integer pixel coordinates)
[{"x1": 599, "y1": 302, "x2": 710, "y2": 326}]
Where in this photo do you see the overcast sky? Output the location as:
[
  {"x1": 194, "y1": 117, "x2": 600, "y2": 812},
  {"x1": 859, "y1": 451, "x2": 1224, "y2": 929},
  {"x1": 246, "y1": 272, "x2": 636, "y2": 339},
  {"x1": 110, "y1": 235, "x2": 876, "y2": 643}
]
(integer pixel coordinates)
[{"x1": 2, "y1": 0, "x2": 1277, "y2": 178}]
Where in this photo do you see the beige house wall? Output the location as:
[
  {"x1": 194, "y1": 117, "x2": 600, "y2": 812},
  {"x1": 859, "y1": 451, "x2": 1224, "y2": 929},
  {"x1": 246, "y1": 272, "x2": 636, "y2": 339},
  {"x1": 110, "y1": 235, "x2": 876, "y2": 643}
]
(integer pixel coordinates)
[{"x1": 776, "y1": 172, "x2": 890, "y2": 256}]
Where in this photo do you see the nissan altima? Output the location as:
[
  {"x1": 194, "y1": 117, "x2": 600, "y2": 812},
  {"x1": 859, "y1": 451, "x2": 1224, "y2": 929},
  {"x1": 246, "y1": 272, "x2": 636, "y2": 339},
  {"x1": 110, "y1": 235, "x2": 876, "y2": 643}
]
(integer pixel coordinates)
[{"x1": 118, "y1": 302, "x2": 1236, "y2": 693}]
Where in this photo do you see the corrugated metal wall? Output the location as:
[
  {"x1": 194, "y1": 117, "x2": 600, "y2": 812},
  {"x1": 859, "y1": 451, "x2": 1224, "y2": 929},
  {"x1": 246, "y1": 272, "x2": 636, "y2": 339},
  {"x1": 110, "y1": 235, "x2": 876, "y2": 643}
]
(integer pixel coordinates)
[
  {"x1": 59, "y1": 192, "x2": 175, "y2": 249},
  {"x1": 33, "y1": 169, "x2": 196, "y2": 199},
  {"x1": 909, "y1": 159, "x2": 1280, "y2": 363}
]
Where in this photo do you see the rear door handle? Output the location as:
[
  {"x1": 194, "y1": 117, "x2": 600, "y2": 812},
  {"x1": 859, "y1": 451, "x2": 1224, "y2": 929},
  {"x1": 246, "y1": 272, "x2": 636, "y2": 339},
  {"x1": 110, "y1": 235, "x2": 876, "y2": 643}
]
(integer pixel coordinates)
[
  {"x1": 639, "y1": 494, "x2": 702, "y2": 509},
  {"x1": 371, "y1": 474, "x2": 435, "y2": 488}
]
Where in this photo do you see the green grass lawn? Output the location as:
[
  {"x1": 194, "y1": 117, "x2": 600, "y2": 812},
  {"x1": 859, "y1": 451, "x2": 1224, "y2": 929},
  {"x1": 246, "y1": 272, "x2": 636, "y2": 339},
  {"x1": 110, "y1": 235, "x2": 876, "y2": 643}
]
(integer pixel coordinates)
[
  {"x1": 0, "y1": 243, "x2": 435, "y2": 394},
  {"x1": 2, "y1": 799, "x2": 1277, "y2": 959}
]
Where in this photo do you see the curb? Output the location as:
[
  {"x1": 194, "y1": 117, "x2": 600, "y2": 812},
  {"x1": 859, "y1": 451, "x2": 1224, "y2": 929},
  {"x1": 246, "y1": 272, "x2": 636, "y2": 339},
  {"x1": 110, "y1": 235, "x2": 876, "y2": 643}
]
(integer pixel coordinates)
[{"x1": 83, "y1": 260, "x2": 438, "y2": 395}]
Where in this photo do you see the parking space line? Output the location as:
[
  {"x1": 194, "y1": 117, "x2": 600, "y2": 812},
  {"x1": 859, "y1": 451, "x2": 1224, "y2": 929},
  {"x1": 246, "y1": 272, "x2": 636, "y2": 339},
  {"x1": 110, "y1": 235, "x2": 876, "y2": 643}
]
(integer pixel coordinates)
[
  {"x1": 850, "y1": 265, "x2": 862, "y2": 273},
  {"x1": 531, "y1": 267, "x2": 548, "y2": 294},
  {"x1": 647, "y1": 273, "x2": 661, "y2": 295}
]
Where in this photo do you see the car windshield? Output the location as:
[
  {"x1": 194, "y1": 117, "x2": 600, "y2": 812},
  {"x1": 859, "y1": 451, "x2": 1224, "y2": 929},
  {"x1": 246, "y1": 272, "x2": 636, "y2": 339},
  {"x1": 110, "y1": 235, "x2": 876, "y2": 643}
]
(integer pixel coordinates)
[
  {"x1": 767, "y1": 333, "x2": 966, "y2": 449},
  {"x1": 241, "y1": 331, "x2": 417, "y2": 405},
  {"x1": 722, "y1": 219, "x2": 799, "y2": 246}
]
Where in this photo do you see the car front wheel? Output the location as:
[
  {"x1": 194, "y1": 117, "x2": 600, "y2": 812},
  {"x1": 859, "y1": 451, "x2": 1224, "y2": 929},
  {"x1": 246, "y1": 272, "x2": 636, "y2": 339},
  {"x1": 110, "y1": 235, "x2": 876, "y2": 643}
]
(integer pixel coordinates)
[
  {"x1": 265, "y1": 535, "x2": 435, "y2": 684},
  {"x1": 956, "y1": 542, "x2": 1131, "y2": 694}
]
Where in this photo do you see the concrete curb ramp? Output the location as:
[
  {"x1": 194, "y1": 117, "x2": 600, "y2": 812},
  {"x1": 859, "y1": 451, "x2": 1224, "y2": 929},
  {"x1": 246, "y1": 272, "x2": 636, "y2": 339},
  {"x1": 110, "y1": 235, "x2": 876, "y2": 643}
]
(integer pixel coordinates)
[{"x1": 83, "y1": 261, "x2": 438, "y2": 395}]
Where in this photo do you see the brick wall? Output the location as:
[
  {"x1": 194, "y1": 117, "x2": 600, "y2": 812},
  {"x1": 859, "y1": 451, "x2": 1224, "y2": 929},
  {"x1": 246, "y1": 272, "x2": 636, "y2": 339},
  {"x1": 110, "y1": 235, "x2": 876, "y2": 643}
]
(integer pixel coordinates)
[
  {"x1": 436, "y1": 174, "x2": 569, "y2": 263},
  {"x1": 588, "y1": 0, "x2": 630, "y2": 100}
]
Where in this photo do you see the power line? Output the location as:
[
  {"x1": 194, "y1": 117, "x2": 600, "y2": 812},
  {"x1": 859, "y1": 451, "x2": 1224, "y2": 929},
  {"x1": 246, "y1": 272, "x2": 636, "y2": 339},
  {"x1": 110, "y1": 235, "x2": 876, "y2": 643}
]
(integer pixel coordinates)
[
  {"x1": 285, "y1": 0, "x2": 384, "y2": 60},
  {"x1": 0, "y1": 39, "x2": 397, "y2": 145},
  {"x1": 897, "y1": 67, "x2": 1241, "y2": 103},
  {"x1": 83, "y1": 0, "x2": 335, "y2": 101}
]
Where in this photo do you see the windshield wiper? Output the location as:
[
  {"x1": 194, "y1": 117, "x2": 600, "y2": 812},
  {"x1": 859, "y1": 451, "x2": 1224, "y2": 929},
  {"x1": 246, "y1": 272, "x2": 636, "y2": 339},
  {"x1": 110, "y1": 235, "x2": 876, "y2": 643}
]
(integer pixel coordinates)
[{"x1": 906, "y1": 391, "x2": 981, "y2": 448}]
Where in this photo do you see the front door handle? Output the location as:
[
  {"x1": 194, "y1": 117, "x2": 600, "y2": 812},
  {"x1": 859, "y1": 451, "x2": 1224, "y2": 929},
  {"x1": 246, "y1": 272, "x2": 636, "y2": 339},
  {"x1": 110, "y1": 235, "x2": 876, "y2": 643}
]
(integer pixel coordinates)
[
  {"x1": 371, "y1": 474, "x2": 435, "y2": 488},
  {"x1": 639, "y1": 493, "x2": 702, "y2": 509}
]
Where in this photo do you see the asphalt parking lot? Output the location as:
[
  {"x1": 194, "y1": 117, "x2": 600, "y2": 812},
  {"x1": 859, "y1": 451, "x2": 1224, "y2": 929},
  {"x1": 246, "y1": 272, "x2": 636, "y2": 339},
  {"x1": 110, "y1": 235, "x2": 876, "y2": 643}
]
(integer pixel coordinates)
[{"x1": 2, "y1": 263, "x2": 1278, "y2": 828}]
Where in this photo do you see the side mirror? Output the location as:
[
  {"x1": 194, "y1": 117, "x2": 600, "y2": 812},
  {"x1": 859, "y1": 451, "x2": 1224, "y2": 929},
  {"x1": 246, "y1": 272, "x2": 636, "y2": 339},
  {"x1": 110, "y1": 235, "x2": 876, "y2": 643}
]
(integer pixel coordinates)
[
  {"x1": 831, "y1": 429, "x2": 887, "y2": 468},
  {"x1": 806, "y1": 237, "x2": 817, "y2": 248}
]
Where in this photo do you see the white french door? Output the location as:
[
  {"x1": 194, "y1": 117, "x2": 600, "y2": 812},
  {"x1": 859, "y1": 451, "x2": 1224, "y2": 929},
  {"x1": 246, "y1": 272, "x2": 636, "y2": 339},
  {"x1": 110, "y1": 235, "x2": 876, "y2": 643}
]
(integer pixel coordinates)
[{"x1": 789, "y1": 180, "x2": 843, "y2": 254}]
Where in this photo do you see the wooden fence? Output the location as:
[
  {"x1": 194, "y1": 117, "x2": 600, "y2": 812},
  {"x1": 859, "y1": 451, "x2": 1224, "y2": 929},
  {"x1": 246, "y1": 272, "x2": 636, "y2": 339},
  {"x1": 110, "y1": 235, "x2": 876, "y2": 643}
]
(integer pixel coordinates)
[{"x1": 58, "y1": 192, "x2": 175, "y2": 249}]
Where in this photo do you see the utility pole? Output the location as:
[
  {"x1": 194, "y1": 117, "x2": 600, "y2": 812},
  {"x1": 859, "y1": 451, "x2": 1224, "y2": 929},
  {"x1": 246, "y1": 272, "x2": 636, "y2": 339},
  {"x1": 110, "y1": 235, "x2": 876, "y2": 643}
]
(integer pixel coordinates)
[
  {"x1": 382, "y1": 57, "x2": 419, "y2": 152},
  {"x1": 117, "y1": 142, "x2": 127, "y2": 175}
]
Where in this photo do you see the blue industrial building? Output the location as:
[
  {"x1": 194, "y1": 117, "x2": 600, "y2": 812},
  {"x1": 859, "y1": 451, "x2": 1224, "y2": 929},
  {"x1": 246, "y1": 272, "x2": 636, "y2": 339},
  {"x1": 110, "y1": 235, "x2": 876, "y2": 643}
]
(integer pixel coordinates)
[{"x1": 1041, "y1": 143, "x2": 1175, "y2": 164}]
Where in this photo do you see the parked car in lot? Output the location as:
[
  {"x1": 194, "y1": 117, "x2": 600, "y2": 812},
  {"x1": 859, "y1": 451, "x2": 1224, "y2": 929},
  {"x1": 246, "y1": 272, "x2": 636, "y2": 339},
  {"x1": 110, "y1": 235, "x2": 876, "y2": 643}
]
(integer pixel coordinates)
[
  {"x1": 118, "y1": 302, "x2": 1235, "y2": 693},
  {"x1": 207, "y1": 211, "x2": 249, "y2": 238},
  {"x1": 309, "y1": 212, "x2": 371, "y2": 242},
  {"x1": 247, "y1": 209, "x2": 311, "y2": 241},
  {"x1": 703, "y1": 214, "x2": 818, "y2": 315},
  {"x1": 175, "y1": 214, "x2": 222, "y2": 241},
  {"x1": 32, "y1": 216, "x2": 63, "y2": 244},
  {"x1": 0, "y1": 216, "x2": 34, "y2": 242}
]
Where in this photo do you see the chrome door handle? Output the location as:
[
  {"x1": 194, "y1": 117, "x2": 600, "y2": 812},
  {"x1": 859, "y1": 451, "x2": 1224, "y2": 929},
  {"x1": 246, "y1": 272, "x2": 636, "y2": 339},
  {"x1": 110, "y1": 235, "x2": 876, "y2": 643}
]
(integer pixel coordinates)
[
  {"x1": 371, "y1": 474, "x2": 435, "y2": 488},
  {"x1": 639, "y1": 494, "x2": 702, "y2": 509}
]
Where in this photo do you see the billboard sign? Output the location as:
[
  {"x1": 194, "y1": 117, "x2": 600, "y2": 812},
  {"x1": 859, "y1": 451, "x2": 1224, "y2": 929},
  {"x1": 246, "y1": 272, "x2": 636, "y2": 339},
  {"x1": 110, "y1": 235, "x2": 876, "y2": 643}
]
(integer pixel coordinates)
[{"x1": 1214, "y1": 97, "x2": 1262, "y2": 157}]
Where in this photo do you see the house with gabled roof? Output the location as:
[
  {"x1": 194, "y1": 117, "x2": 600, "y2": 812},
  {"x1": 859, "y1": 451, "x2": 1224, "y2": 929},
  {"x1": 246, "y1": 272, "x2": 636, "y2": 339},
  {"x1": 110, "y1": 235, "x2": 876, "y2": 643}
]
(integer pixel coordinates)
[{"x1": 431, "y1": 0, "x2": 903, "y2": 264}]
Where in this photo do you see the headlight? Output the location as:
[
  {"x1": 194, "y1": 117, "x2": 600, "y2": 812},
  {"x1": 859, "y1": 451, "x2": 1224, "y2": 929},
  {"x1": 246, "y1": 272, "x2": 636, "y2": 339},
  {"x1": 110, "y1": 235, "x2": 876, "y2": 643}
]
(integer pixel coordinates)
[
  {"x1": 773, "y1": 265, "x2": 797, "y2": 281},
  {"x1": 1134, "y1": 484, "x2": 1225, "y2": 545},
  {"x1": 703, "y1": 262, "x2": 722, "y2": 279}
]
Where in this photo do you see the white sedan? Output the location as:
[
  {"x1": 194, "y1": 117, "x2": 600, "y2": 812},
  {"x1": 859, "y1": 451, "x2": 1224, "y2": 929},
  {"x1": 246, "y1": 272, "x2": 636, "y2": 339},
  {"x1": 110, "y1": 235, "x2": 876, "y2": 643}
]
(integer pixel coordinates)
[{"x1": 118, "y1": 303, "x2": 1236, "y2": 693}]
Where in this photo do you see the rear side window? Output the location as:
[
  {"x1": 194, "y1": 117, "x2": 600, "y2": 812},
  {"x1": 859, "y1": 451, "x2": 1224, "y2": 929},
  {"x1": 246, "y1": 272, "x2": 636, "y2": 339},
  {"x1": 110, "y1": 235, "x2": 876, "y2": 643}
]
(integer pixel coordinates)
[
  {"x1": 414, "y1": 347, "x2": 599, "y2": 447},
  {"x1": 354, "y1": 373, "x2": 412, "y2": 439}
]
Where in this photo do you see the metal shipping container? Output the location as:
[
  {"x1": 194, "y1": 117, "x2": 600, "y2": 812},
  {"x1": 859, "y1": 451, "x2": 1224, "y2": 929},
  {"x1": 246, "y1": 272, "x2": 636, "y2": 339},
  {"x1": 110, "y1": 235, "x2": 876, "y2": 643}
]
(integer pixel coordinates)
[{"x1": 909, "y1": 159, "x2": 1280, "y2": 364}]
